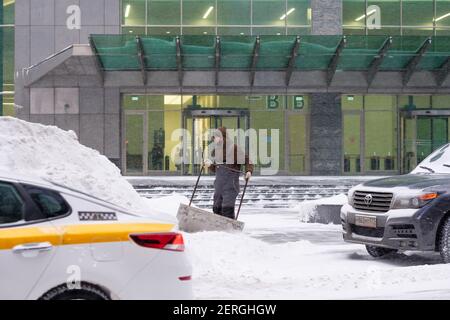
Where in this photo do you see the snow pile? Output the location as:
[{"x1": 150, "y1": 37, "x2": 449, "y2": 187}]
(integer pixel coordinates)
[
  {"x1": 296, "y1": 193, "x2": 347, "y2": 222},
  {"x1": 0, "y1": 117, "x2": 150, "y2": 213}
]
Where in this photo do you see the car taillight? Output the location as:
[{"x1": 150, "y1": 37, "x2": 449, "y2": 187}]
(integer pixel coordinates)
[{"x1": 130, "y1": 233, "x2": 185, "y2": 252}]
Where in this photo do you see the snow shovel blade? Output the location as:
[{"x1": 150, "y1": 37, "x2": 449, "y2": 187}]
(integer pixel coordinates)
[{"x1": 177, "y1": 203, "x2": 244, "y2": 233}]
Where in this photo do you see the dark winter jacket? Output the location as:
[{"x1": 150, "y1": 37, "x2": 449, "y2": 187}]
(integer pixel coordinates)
[{"x1": 210, "y1": 127, "x2": 254, "y2": 174}]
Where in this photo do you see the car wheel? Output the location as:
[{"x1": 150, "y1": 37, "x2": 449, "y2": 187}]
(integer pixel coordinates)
[
  {"x1": 438, "y1": 216, "x2": 450, "y2": 263},
  {"x1": 40, "y1": 283, "x2": 110, "y2": 300},
  {"x1": 366, "y1": 245, "x2": 398, "y2": 258}
]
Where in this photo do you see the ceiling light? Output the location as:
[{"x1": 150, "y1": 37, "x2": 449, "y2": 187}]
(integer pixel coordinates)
[
  {"x1": 435, "y1": 12, "x2": 450, "y2": 22},
  {"x1": 164, "y1": 95, "x2": 191, "y2": 105},
  {"x1": 355, "y1": 9, "x2": 376, "y2": 22},
  {"x1": 240, "y1": 32, "x2": 244, "y2": 35},
  {"x1": 280, "y1": 8, "x2": 295, "y2": 20},
  {"x1": 166, "y1": 31, "x2": 171, "y2": 34},
  {"x1": 203, "y1": 6, "x2": 214, "y2": 19},
  {"x1": 203, "y1": 31, "x2": 208, "y2": 35},
  {"x1": 125, "y1": 4, "x2": 131, "y2": 18}
]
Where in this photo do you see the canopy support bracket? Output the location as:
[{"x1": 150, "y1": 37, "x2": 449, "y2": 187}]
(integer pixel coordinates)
[
  {"x1": 367, "y1": 36, "x2": 392, "y2": 87},
  {"x1": 327, "y1": 36, "x2": 346, "y2": 87},
  {"x1": 215, "y1": 36, "x2": 221, "y2": 87},
  {"x1": 176, "y1": 36, "x2": 183, "y2": 87},
  {"x1": 136, "y1": 36, "x2": 147, "y2": 86},
  {"x1": 286, "y1": 36, "x2": 300, "y2": 86},
  {"x1": 403, "y1": 37, "x2": 432, "y2": 86},
  {"x1": 89, "y1": 36, "x2": 105, "y2": 84},
  {"x1": 250, "y1": 36, "x2": 260, "y2": 87},
  {"x1": 436, "y1": 56, "x2": 450, "y2": 87}
]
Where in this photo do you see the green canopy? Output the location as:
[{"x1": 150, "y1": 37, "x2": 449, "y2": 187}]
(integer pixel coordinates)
[{"x1": 90, "y1": 34, "x2": 450, "y2": 73}]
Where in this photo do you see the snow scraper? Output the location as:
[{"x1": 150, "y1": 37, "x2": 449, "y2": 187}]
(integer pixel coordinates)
[{"x1": 177, "y1": 165, "x2": 248, "y2": 233}]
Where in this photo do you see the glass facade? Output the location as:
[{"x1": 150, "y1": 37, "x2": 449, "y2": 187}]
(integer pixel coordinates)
[
  {"x1": 343, "y1": 95, "x2": 399, "y2": 174},
  {"x1": 343, "y1": 0, "x2": 450, "y2": 36},
  {"x1": 118, "y1": 0, "x2": 450, "y2": 175},
  {"x1": 0, "y1": 0, "x2": 14, "y2": 117},
  {"x1": 343, "y1": 94, "x2": 450, "y2": 175},
  {"x1": 122, "y1": 94, "x2": 309, "y2": 175},
  {"x1": 122, "y1": 0, "x2": 312, "y2": 35}
]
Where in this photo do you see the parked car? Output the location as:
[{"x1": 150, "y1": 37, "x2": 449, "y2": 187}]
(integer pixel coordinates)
[
  {"x1": 341, "y1": 143, "x2": 450, "y2": 262},
  {"x1": 0, "y1": 172, "x2": 193, "y2": 300}
]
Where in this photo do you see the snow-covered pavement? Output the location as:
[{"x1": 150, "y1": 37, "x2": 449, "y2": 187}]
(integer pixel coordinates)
[{"x1": 186, "y1": 207, "x2": 450, "y2": 300}]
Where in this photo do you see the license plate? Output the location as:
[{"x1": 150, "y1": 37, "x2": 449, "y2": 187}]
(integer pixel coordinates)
[{"x1": 355, "y1": 215, "x2": 377, "y2": 228}]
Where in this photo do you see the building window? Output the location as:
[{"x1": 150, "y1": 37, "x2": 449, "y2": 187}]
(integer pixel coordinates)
[
  {"x1": 217, "y1": 0, "x2": 251, "y2": 26},
  {"x1": 343, "y1": 0, "x2": 366, "y2": 35},
  {"x1": 148, "y1": 0, "x2": 181, "y2": 26},
  {"x1": 183, "y1": 0, "x2": 216, "y2": 26},
  {"x1": 343, "y1": 0, "x2": 449, "y2": 36},
  {"x1": 121, "y1": 0, "x2": 312, "y2": 36},
  {"x1": 122, "y1": 94, "x2": 309, "y2": 175},
  {"x1": 252, "y1": 0, "x2": 286, "y2": 26},
  {"x1": 342, "y1": 95, "x2": 398, "y2": 174},
  {"x1": 436, "y1": 0, "x2": 450, "y2": 31},
  {"x1": 1, "y1": 0, "x2": 15, "y2": 117},
  {"x1": 122, "y1": 0, "x2": 146, "y2": 26}
]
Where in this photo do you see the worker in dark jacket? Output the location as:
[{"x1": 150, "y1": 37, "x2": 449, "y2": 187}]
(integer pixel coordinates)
[{"x1": 204, "y1": 127, "x2": 254, "y2": 219}]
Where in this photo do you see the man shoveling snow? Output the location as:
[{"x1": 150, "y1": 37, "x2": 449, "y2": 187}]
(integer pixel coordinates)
[{"x1": 204, "y1": 127, "x2": 253, "y2": 220}]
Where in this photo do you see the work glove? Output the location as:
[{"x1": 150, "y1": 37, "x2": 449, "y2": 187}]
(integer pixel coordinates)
[
  {"x1": 245, "y1": 171, "x2": 252, "y2": 180},
  {"x1": 204, "y1": 159, "x2": 213, "y2": 168}
]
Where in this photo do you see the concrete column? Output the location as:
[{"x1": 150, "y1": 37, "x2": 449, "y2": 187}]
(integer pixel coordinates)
[
  {"x1": 311, "y1": 0, "x2": 343, "y2": 35},
  {"x1": 309, "y1": 93, "x2": 342, "y2": 175},
  {"x1": 308, "y1": 0, "x2": 343, "y2": 175}
]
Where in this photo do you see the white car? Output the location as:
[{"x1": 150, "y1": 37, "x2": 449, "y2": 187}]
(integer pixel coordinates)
[{"x1": 0, "y1": 172, "x2": 193, "y2": 300}]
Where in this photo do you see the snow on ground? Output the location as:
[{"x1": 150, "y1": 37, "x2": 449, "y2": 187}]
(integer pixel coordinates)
[
  {"x1": 0, "y1": 117, "x2": 147, "y2": 213},
  {"x1": 186, "y1": 211, "x2": 450, "y2": 300}
]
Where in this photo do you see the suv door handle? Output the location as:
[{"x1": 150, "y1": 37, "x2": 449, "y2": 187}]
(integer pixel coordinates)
[{"x1": 12, "y1": 242, "x2": 53, "y2": 254}]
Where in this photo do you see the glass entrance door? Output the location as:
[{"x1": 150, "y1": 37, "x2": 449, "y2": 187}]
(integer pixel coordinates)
[
  {"x1": 183, "y1": 109, "x2": 250, "y2": 175},
  {"x1": 401, "y1": 110, "x2": 450, "y2": 173},
  {"x1": 124, "y1": 111, "x2": 146, "y2": 175}
]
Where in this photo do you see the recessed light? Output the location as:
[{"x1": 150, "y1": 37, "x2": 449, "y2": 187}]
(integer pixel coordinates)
[
  {"x1": 355, "y1": 9, "x2": 376, "y2": 22},
  {"x1": 280, "y1": 8, "x2": 295, "y2": 20},
  {"x1": 203, "y1": 6, "x2": 214, "y2": 19},
  {"x1": 435, "y1": 12, "x2": 450, "y2": 22}
]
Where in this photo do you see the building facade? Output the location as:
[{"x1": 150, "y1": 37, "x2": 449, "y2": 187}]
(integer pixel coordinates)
[{"x1": 4, "y1": 0, "x2": 450, "y2": 176}]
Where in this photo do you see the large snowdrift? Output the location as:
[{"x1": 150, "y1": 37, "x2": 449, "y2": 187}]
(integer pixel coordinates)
[{"x1": 0, "y1": 117, "x2": 171, "y2": 215}]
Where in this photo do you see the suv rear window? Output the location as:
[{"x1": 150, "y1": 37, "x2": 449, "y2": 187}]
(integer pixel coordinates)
[{"x1": 23, "y1": 185, "x2": 70, "y2": 219}]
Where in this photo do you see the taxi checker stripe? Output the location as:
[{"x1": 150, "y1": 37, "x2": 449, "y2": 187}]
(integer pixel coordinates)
[{"x1": 0, "y1": 223, "x2": 174, "y2": 250}]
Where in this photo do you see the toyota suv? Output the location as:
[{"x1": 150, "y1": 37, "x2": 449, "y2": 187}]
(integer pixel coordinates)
[{"x1": 341, "y1": 143, "x2": 450, "y2": 262}]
